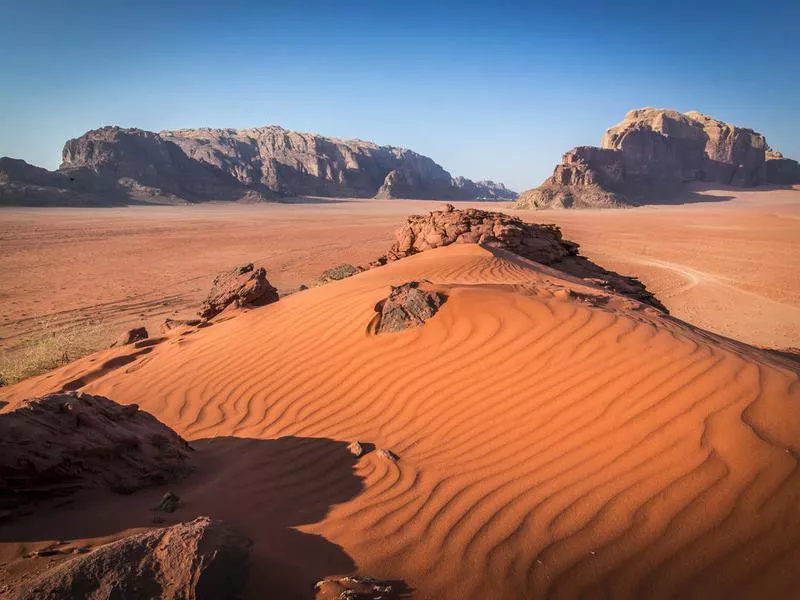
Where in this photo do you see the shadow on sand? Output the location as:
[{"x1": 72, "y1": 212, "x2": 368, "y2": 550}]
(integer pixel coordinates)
[{"x1": 0, "y1": 435, "x2": 407, "y2": 599}]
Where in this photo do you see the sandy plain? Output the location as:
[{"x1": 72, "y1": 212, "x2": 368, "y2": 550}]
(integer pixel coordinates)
[{"x1": 1, "y1": 186, "x2": 798, "y2": 354}]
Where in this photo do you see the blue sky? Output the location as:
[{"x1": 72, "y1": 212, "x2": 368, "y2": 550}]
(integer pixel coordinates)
[{"x1": 1, "y1": 0, "x2": 798, "y2": 192}]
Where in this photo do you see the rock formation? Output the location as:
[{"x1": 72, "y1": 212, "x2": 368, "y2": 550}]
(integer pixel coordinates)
[
  {"x1": 516, "y1": 108, "x2": 800, "y2": 209},
  {"x1": 199, "y1": 263, "x2": 279, "y2": 319},
  {"x1": 374, "y1": 282, "x2": 447, "y2": 334},
  {"x1": 3, "y1": 125, "x2": 516, "y2": 205},
  {"x1": 375, "y1": 203, "x2": 578, "y2": 265},
  {"x1": 13, "y1": 517, "x2": 250, "y2": 600},
  {"x1": 372, "y1": 205, "x2": 665, "y2": 310},
  {"x1": 0, "y1": 157, "x2": 121, "y2": 206},
  {"x1": 0, "y1": 392, "x2": 191, "y2": 511},
  {"x1": 111, "y1": 327, "x2": 148, "y2": 347}
]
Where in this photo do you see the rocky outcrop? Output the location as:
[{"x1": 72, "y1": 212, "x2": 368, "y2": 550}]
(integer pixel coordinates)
[
  {"x1": 517, "y1": 108, "x2": 800, "y2": 209},
  {"x1": 372, "y1": 205, "x2": 665, "y2": 310},
  {"x1": 162, "y1": 126, "x2": 515, "y2": 200},
  {"x1": 199, "y1": 263, "x2": 279, "y2": 319},
  {"x1": 61, "y1": 126, "x2": 273, "y2": 203},
  {"x1": 0, "y1": 157, "x2": 121, "y2": 206},
  {"x1": 376, "y1": 203, "x2": 578, "y2": 265},
  {"x1": 13, "y1": 517, "x2": 250, "y2": 600},
  {"x1": 452, "y1": 177, "x2": 518, "y2": 200},
  {"x1": 0, "y1": 393, "x2": 191, "y2": 511},
  {"x1": 374, "y1": 282, "x2": 447, "y2": 334},
  {"x1": 5, "y1": 125, "x2": 514, "y2": 204}
]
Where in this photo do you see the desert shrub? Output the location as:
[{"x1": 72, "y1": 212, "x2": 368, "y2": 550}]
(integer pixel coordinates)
[
  {"x1": 0, "y1": 318, "x2": 112, "y2": 386},
  {"x1": 319, "y1": 263, "x2": 360, "y2": 283}
]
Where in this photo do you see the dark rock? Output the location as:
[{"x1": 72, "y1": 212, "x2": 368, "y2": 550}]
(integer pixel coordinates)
[
  {"x1": 319, "y1": 264, "x2": 362, "y2": 283},
  {"x1": 376, "y1": 449, "x2": 399, "y2": 462},
  {"x1": 157, "y1": 491, "x2": 180, "y2": 513},
  {"x1": 199, "y1": 263, "x2": 279, "y2": 319},
  {"x1": 13, "y1": 517, "x2": 250, "y2": 600},
  {"x1": 112, "y1": 327, "x2": 148, "y2": 347},
  {"x1": 374, "y1": 282, "x2": 446, "y2": 334},
  {"x1": 0, "y1": 393, "x2": 191, "y2": 512}
]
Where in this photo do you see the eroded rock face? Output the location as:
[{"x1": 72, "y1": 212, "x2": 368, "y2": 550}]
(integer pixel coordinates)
[
  {"x1": 5, "y1": 125, "x2": 515, "y2": 204},
  {"x1": 13, "y1": 517, "x2": 250, "y2": 600},
  {"x1": 199, "y1": 263, "x2": 279, "y2": 319},
  {"x1": 376, "y1": 204, "x2": 578, "y2": 265},
  {"x1": 516, "y1": 108, "x2": 800, "y2": 209},
  {"x1": 374, "y1": 282, "x2": 447, "y2": 334},
  {"x1": 112, "y1": 327, "x2": 148, "y2": 347},
  {"x1": 0, "y1": 393, "x2": 191, "y2": 511},
  {"x1": 61, "y1": 127, "x2": 272, "y2": 203}
]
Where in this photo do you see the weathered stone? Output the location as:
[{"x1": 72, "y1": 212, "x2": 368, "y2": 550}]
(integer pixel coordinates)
[
  {"x1": 112, "y1": 327, "x2": 148, "y2": 347},
  {"x1": 160, "y1": 318, "x2": 201, "y2": 333},
  {"x1": 315, "y1": 575, "x2": 403, "y2": 600},
  {"x1": 347, "y1": 441, "x2": 365, "y2": 458},
  {"x1": 13, "y1": 517, "x2": 250, "y2": 600},
  {"x1": 0, "y1": 393, "x2": 190, "y2": 512},
  {"x1": 374, "y1": 282, "x2": 447, "y2": 334},
  {"x1": 199, "y1": 263, "x2": 279, "y2": 319}
]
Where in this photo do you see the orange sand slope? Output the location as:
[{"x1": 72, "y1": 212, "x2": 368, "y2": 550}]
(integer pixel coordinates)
[{"x1": 3, "y1": 243, "x2": 800, "y2": 599}]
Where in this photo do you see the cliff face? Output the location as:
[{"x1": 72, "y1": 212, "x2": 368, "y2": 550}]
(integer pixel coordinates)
[
  {"x1": 55, "y1": 125, "x2": 515, "y2": 202},
  {"x1": 516, "y1": 108, "x2": 800, "y2": 209}
]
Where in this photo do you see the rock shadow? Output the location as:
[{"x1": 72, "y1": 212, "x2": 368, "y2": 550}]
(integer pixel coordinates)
[{"x1": 0, "y1": 435, "x2": 375, "y2": 599}]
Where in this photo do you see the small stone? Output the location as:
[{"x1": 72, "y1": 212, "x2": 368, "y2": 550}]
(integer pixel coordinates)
[
  {"x1": 376, "y1": 449, "x2": 398, "y2": 462},
  {"x1": 347, "y1": 441, "x2": 364, "y2": 458}
]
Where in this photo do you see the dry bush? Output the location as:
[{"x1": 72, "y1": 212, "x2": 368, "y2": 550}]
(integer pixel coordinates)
[{"x1": 0, "y1": 319, "x2": 112, "y2": 386}]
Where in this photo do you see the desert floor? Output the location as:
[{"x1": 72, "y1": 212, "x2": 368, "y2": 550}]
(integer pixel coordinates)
[{"x1": 1, "y1": 186, "x2": 798, "y2": 355}]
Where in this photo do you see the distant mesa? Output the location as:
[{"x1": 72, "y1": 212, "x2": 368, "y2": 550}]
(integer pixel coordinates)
[
  {"x1": 1, "y1": 125, "x2": 517, "y2": 206},
  {"x1": 516, "y1": 108, "x2": 800, "y2": 209}
]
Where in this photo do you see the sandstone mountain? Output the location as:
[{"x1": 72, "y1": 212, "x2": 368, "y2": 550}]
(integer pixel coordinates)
[
  {"x1": 1, "y1": 126, "x2": 516, "y2": 205},
  {"x1": 516, "y1": 108, "x2": 800, "y2": 209}
]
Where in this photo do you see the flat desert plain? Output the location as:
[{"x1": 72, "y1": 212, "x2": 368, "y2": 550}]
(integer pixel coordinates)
[{"x1": 1, "y1": 187, "x2": 798, "y2": 355}]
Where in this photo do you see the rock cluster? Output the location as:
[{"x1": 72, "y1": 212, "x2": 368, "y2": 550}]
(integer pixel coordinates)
[
  {"x1": 374, "y1": 282, "x2": 447, "y2": 334},
  {"x1": 0, "y1": 393, "x2": 191, "y2": 512},
  {"x1": 13, "y1": 517, "x2": 250, "y2": 600},
  {"x1": 375, "y1": 203, "x2": 578, "y2": 265},
  {"x1": 516, "y1": 108, "x2": 800, "y2": 209},
  {"x1": 199, "y1": 263, "x2": 279, "y2": 319},
  {"x1": 372, "y1": 205, "x2": 665, "y2": 310}
]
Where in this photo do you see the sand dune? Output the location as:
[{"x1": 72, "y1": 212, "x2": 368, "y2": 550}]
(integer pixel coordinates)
[{"x1": 2, "y1": 243, "x2": 800, "y2": 598}]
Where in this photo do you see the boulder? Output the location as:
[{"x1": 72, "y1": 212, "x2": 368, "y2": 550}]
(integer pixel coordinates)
[
  {"x1": 13, "y1": 517, "x2": 250, "y2": 600},
  {"x1": 199, "y1": 263, "x2": 279, "y2": 319},
  {"x1": 516, "y1": 108, "x2": 800, "y2": 209},
  {"x1": 0, "y1": 392, "x2": 191, "y2": 511},
  {"x1": 374, "y1": 282, "x2": 447, "y2": 334}
]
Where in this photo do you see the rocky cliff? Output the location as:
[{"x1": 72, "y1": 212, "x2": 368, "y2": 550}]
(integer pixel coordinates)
[
  {"x1": 516, "y1": 108, "x2": 800, "y2": 209},
  {"x1": 2, "y1": 126, "x2": 515, "y2": 205}
]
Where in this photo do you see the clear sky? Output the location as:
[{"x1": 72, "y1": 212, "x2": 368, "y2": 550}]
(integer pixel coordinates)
[{"x1": 1, "y1": 0, "x2": 798, "y2": 192}]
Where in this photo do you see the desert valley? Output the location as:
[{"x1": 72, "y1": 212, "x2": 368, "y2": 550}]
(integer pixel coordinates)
[{"x1": 2, "y1": 59, "x2": 800, "y2": 600}]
